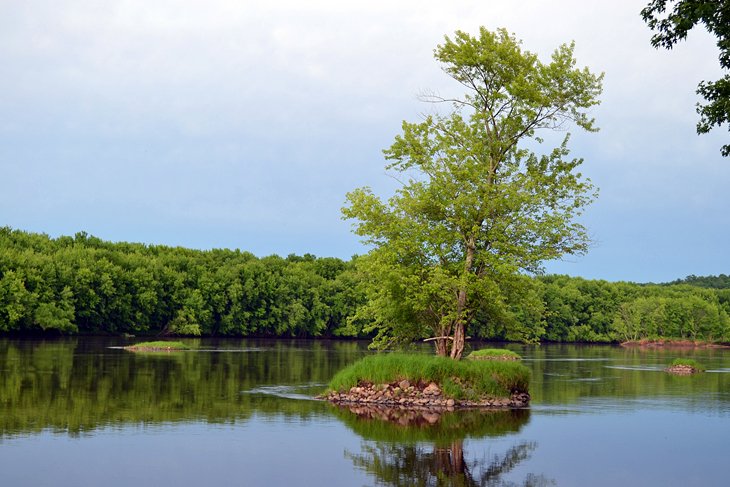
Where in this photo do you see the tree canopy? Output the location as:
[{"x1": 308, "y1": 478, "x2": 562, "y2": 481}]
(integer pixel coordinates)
[
  {"x1": 641, "y1": 0, "x2": 730, "y2": 156},
  {"x1": 343, "y1": 27, "x2": 604, "y2": 358}
]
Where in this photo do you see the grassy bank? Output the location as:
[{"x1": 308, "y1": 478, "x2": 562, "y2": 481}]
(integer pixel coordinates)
[{"x1": 327, "y1": 353, "x2": 530, "y2": 400}]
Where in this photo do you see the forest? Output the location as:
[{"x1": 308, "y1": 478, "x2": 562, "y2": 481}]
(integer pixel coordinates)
[{"x1": 1, "y1": 227, "x2": 729, "y2": 343}]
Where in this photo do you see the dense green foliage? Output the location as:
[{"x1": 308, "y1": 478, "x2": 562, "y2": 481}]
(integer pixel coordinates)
[
  {"x1": 535, "y1": 275, "x2": 730, "y2": 343},
  {"x1": 0, "y1": 227, "x2": 363, "y2": 337},
  {"x1": 327, "y1": 353, "x2": 531, "y2": 399},
  {"x1": 641, "y1": 0, "x2": 730, "y2": 156},
  {"x1": 343, "y1": 27, "x2": 603, "y2": 358},
  {"x1": 1, "y1": 227, "x2": 729, "y2": 343},
  {"x1": 667, "y1": 274, "x2": 730, "y2": 289}
]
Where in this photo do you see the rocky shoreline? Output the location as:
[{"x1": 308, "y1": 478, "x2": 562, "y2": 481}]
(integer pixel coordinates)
[
  {"x1": 320, "y1": 380, "x2": 530, "y2": 409},
  {"x1": 621, "y1": 339, "x2": 727, "y2": 349}
]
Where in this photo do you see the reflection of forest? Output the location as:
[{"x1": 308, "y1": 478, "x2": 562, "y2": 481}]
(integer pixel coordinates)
[
  {"x1": 0, "y1": 338, "x2": 367, "y2": 437},
  {"x1": 339, "y1": 406, "x2": 552, "y2": 486},
  {"x1": 4, "y1": 338, "x2": 729, "y2": 439}
]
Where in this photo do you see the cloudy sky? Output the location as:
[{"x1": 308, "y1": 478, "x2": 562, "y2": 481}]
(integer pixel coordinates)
[{"x1": 1, "y1": 0, "x2": 727, "y2": 283}]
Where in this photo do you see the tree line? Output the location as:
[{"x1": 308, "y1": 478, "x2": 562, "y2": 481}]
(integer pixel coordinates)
[
  {"x1": 0, "y1": 227, "x2": 363, "y2": 337},
  {"x1": 1, "y1": 227, "x2": 729, "y2": 343}
]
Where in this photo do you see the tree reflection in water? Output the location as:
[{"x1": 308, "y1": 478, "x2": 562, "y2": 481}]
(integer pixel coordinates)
[{"x1": 337, "y1": 405, "x2": 553, "y2": 486}]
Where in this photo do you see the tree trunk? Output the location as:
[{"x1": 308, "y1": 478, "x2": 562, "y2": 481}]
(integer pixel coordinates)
[
  {"x1": 435, "y1": 338, "x2": 449, "y2": 356},
  {"x1": 432, "y1": 441, "x2": 470, "y2": 482},
  {"x1": 450, "y1": 306, "x2": 466, "y2": 359},
  {"x1": 449, "y1": 441, "x2": 466, "y2": 475},
  {"x1": 450, "y1": 237, "x2": 475, "y2": 360}
]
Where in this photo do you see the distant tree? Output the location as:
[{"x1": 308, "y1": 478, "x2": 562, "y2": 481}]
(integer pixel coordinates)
[
  {"x1": 343, "y1": 27, "x2": 603, "y2": 358},
  {"x1": 641, "y1": 0, "x2": 730, "y2": 156},
  {"x1": 667, "y1": 273, "x2": 730, "y2": 288}
]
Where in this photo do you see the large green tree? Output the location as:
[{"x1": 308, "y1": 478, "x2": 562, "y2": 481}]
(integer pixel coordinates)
[
  {"x1": 343, "y1": 27, "x2": 603, "y2": 358},
  {"x1": 641, "y1": 0, "x2": 730, "y2": 156}
]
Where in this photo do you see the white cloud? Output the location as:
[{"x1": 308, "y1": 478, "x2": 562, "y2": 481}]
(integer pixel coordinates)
[{"x1": 1, "y1": 0, "x2": 728, "y2": 279}]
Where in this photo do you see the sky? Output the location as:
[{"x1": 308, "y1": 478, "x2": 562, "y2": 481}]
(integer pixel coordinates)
[{"x1": 1, "y1": 0, "x2": 728, "y2": 283}]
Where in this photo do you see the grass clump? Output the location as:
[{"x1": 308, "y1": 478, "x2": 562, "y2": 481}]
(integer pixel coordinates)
[
  {"x1": 327, "y1": 353, "x2": 530, "y2": 400},
  {"x1": 668, "y1": 358, "x2": 705, "y2": 371},
  {"x1": 467, "y1": 348, "x2": 522, "y2": 361},
  {"x1": 125, "y1": 341, "x2": 190, "y2": 351}
]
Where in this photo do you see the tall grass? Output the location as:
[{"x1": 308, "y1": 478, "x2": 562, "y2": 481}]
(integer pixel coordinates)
[{"x1": 327, "y1": 353, "x2": 530, "y2": 399}]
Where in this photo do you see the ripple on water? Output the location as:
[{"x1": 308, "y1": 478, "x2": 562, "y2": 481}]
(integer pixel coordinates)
[
  {"x1": 243, "y1": 384, "x2": 325, "y2": 401},
  {"x1": 604, "y1": 365, "x2": 665, "y2": 372},
  {"x1": 705, "y1": 368, "x2": 730, "y2": 373}
]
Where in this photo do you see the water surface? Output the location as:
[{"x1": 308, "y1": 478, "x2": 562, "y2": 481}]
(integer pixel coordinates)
[{"x1": 1, "y1": 338, "x2": 728, "y2": 486}]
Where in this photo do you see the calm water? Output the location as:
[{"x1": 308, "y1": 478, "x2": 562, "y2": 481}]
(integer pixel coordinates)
[{"x1": 1, "y1": 338, "x2": 729, "y2": 486}]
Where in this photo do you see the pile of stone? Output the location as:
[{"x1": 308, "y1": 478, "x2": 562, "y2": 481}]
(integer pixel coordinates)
[
  {"x1": 321, "y1": 379, "x2": 529, "y2": 409},
  {"x1": 665, "y1": 364, "x2": 700, "y2": 375}
]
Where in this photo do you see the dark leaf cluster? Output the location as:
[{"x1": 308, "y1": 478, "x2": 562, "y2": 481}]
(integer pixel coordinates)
[{"x1": 641, "y1": 0, "x2": 730, "y2": 155}]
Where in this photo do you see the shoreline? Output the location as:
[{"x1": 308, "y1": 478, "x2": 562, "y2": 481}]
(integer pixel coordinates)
[
  {"x1": 320, "y1": 380, "x2": 530, "y2": 410},
  {"x1": 620, "y1": 339, "x2": 728, "y2": 349}
]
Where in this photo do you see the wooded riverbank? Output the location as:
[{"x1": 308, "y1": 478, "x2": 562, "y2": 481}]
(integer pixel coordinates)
[{"x1": 2, "y1": 227, "x2": 729, "y2": 344}]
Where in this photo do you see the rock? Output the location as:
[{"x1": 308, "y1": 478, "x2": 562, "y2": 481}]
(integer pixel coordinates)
[
  {"x1": 423, "y1": 383, "x2": 441, "y2": 396},
  {"x1": 446, "y1": 399, "x2": 455, "y2": 407},
  {"x1": 399, "y1": 380, "x2": 410, "y2": 390},
  {"x1": 422, "y1": 412, "x2": 441, "y2": 424},
  {"x1": 666, "y1": 365, "x2": 697, "y2": 375}
]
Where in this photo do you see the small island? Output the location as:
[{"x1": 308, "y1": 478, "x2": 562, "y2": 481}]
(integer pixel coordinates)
[
  {"x1": 467, "y1": 348, "x2": 522, "y2": 361},
  {"x1": 123, "y1": 341, "x2": 190, "y2": 352},
  {"x1": 320, "y1": 354, "x2": 530, "y2": 409},
  {"x1": 665, "y1": 358, "x2": 706, "y2": 375}
]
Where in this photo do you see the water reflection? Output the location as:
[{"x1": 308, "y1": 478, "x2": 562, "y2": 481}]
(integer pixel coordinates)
[
  {"x1": 511, "y1": 343, "x2": 730, "y2": 408},
  {"x1": 0, "y1": 337, "x2": 368, "y2": 438},
  {"x1": 335, "y1": 406, "x2": 553, "y2": 486},
  {"x1": 3, "y1": 338, "x2": 729, "y2": 486},
  {"x1": 347, "y1": 442, "x2": 552, "y2": 487}
]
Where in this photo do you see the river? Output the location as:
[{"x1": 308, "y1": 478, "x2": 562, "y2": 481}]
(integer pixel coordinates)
[{"x1": 1, "y1": 338, "x2": 729, "y2": 486}]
